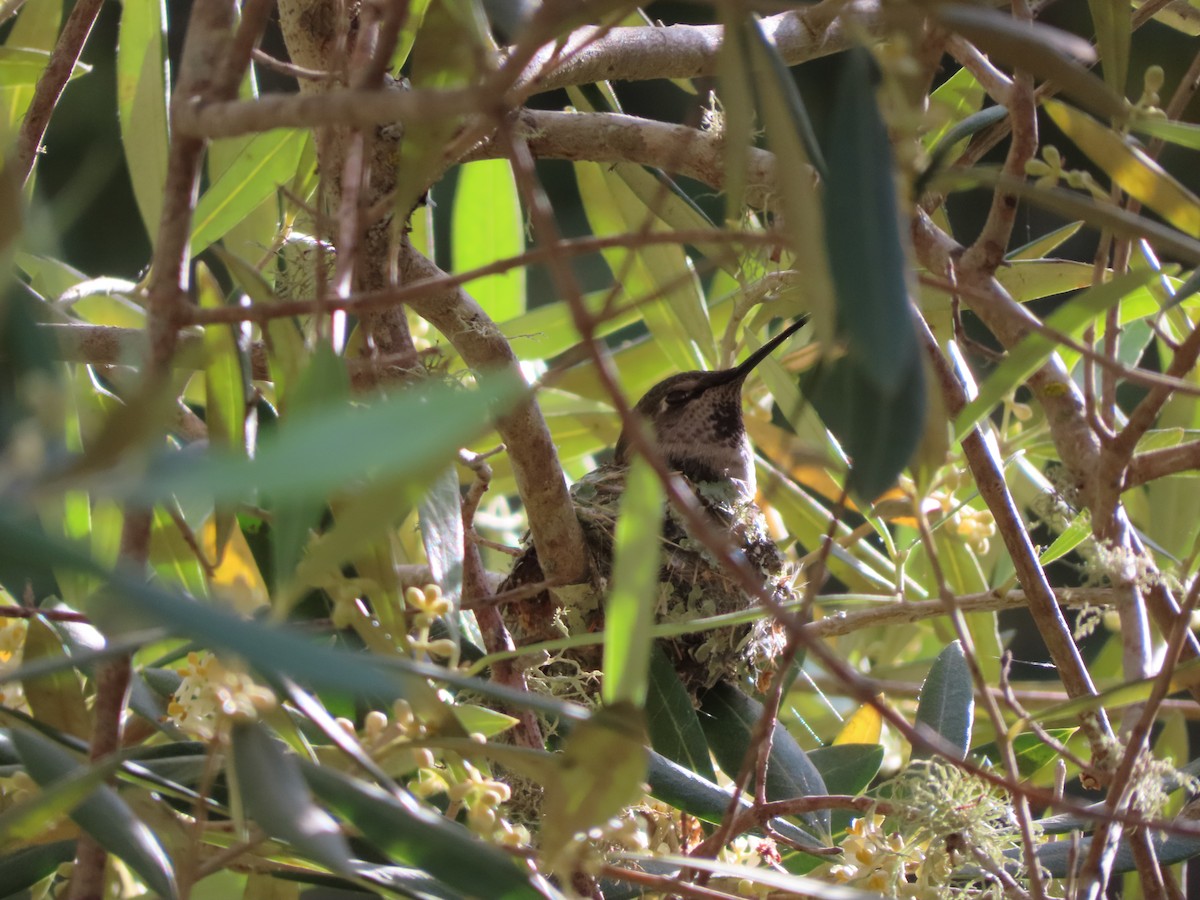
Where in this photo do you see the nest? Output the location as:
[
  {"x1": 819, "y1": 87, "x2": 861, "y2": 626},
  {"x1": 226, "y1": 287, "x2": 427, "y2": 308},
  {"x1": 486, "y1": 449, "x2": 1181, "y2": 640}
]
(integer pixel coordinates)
[{"x1": 500, "y1": 465, "x2": 794, "y2": 698}]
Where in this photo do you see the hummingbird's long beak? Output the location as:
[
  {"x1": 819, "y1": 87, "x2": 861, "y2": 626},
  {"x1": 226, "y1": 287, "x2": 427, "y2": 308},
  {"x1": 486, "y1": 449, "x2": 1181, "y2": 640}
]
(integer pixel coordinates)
[{"x1": 714, "y1": 317, "x2": 807, "y2": 387}]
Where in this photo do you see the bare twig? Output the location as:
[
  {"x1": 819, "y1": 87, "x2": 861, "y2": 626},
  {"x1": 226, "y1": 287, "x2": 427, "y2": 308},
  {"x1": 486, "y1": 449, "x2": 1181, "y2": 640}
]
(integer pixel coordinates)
[{"x1": 15, "y1": 0, "x2": 104, "y2": 184}]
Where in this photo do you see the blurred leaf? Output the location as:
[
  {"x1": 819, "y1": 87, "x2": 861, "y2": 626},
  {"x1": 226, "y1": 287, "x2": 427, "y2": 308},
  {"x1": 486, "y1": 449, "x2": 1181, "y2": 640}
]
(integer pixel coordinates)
[
  {"x1": 191, "y1": 130, "x2": 306, "y2": 256},
  {"x1": 418, "y1": 465, "x2": 464, "y2": 606},
  {"x1": 0, "y1": 46, "x2": 89, "y2": 84},
  {"x1": 1033, "y1": 828, "x2": 1200, "y2": 878},
  {"x1": 716, "y1": 8, "x2": 754, "y2": 223},
  {"x1": 603, "y1": 455, "x2": 664, "y2": 708},
  {"x1": 824, "y1": 48, "x2": 918, "y2": 396},
  {"x1": 230, "y1": 722, "x2": 353, "y2": 874},
  {"x1": 451, "y1": 159, "x2": 525, "y2": 320},
  {"x1": 954, "y1": 268, "x2": 1157, "y2": 440},
  {"x1": 923, "y1": 66, "x2": 986, "y2": 152},
  {"x1": 832, "y1": 703, "x2": 881, "y2": 746},
  {"x1": 303, "y1": 762, "x2": 538, "y2": 899},
  {"x1": 390, "y1": 0, "x2": 433, "y2": 70},
  {"x1": 1130, "y1": 114, "x2": 1200, "y2": 150},
  {"x1": 203, "y1": 517, "x2": 270, "y2": 615},
  {"x1": 542, "y1": 702, "x2": 649, "y2": 860},
  {"x1": 21, "y1": 617, "x2": 92, "y2": 739},
  {"x1": 197, "y1": 263, "x2": 251, "y2": 455},
  {"x1": 913, "y1": 640, "x2": 973, "y2": 760},
  {"x1": 1007, "y1": 223, "x2": 1084, "y2": 260},
  {"x1": 936, "y1": 5, "x2": 1126, "y2": 121},
  {"x1": 645, "y1": 644, "x2": 715, "y2": 781},
  {"x1": 807, "y1": 743, "x2": 883, "y2": 797},
  {"x1": 113, "y1": 373, "x2": 523, "y2": 509},
  {"x1": 1045, "y1": 99, "x2": 1200, "y2": 238},
  {"x1": 0, "y1": 840, "x2": 76, "y2": 897},
  {"x1": 804, "y1": 353, "x2": 925, "y2": 501},
  {"x1": 1087, "y1": 0, "x2": 1131, "y2": 95},
  {"x1": 0, "y1": 0, "x2": 62, "y2": 131},
  {"x1": 0, "y1": 752, "x2": 118, "y2": 843},
  {"x1": 12, "y1": 729, "x2": 178, "y2": 899},
  {"x1": 116, "y1": 0, "x2": 168, "y2": 244},
  {"x1": 700, "y1": 681, "x2": 829, "y2": 836}
]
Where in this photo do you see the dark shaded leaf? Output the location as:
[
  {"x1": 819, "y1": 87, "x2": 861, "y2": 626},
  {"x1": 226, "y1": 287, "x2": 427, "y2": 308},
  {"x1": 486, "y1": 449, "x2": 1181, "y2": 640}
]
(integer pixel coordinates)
[
  {"x1": 229, "y1": 721, "x2": 353, "y2": 875},
  {"x1": 699, "y1": 682, "x2": 829, "y2": 836},
  {"x1": 914, "y1": 640, "x2": 974, "y2": 760},
  {"x1": 0, "y1": 840, "x2": 75, "y2": 897},
  {"x1": 824, "y1": 48, "x2": 917, "y2": 395},
  {"x1": 646, "y1": 751, "x2": 814, "y2": 847},
  {"x1": 418, "y1": 465, "x2": 464, "y2": 605},
  {"x1": 303, "y1": 762, "x2": 538, "y2": 899},
  {"x1": 12, "y1": 729, "x2": 177, "y2": 899},
  {"x1": 803, "y1": 353, "x2": 925, "y2": 501},
  {"x1": 20, "y1": 618, "x2": 92, "y2": 739},
  {"x1": 646, "y1": 644, "x2": 715, "y2": 781}
]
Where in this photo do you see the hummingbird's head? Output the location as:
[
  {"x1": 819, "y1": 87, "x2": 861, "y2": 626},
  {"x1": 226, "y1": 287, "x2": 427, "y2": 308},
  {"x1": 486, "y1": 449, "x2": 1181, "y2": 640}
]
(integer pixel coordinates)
[{"x1": 613, "y1": 319, "x2": 804, "y2": 491}]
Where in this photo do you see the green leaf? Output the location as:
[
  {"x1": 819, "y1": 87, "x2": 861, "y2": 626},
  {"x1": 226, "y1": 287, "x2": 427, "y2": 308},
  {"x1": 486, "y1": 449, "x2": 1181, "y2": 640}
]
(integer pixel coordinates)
[
  {"x1": 646, "y1": 752, "x2": 813, "y2": 847},
  {"x1": 303, "y1": 762, "x2": 538, "y2": 899},
  {"x1": 11, "y1": 730, "x2": 178, "y2": 899},
  {"x1": 806, "y1": 743, "x2": 884, "y2": 797},
  {"x1": 1045, "y1": 99, "x2": 1200, "y2": 238},
  {"x1": 954, "y1": 267, "x2": 1157, "y2": 441},
  {"x1": 913, "y1": 640, "x2": 973, "y2": 760},
  {"x1": 1007, "y1": 223, "x2": 1085, "y2": 261},
  {"x1": 116, "y1": 0, "x2": 169, "y2": 244},
  {"x1": 1087, "y1": 0, "x2": 1131, "y2": 95},
  {"x1": 804, "y1": 353, "x2": 925, "y2": 501},
  {"x1": 0, "y1": 46, "x2": 90, "y2": 84},
  {"x1": 645, "y1": 644, "x2": 715, "y2": 781},
  {"x1": 451, "y1": 159, "x2": 525, "y2": 321},
  {"x1": 973, "y1": 728, "x2": 1077, "y2": 777},
  {"x1": 230, "y1": 722, "x2": 353, "y2": 874},
  {"x1": 112, "y1": 373, "x2": 523, "y2": 508},
  {"x1": 824, "y1": 48, "x2": 918, "y2": 396},
  {"x1": 542, "y1": 702, "x2": 649, "y2": 860},
  {"x1": 197, "y1": 262, "x2": 251, "y2": 454},
  {"x1": 1039, "y1": 511, "x2": 1091, "y2": 565},
  {"x1": 1130, "y1": 114, "x2": 1200, "y2": 151},
  {"x1": 603, "y1": 455, "x2": 664, "y2": 708},
  {"x1": 699, "y1": 682, "x2": 829, "y2": 836},
  {"x1": 190, "y1": 129, "x2": 306, "y2": 256},
  {"x1": 0, "y1": 841, "x2": 76, "y2": 897},
  {"x1": 935, "y1": 5, "x2": 1127, "y2": 121},
  {"x1": 418, "y1": 465, "x2": 464, "y2": 604},
  {"x1": 0, "y1": 752, "x2": 120, "y2": 842},
  {"x1": 20, "y1": 617, "x2": 92, "y2": 739}
]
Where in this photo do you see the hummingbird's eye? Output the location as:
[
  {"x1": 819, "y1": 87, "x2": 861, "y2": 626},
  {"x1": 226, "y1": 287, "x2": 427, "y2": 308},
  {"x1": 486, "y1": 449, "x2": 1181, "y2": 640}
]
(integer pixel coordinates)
[{"x1": 663, "y1": 388, "x2": 692, "y2": 407}]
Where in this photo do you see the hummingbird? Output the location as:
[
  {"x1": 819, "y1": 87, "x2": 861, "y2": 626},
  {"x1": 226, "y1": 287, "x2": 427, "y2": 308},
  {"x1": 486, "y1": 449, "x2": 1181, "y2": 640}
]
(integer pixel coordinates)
[{"x1": 501, "y1": 320, "x2": 805, "y2": 692}]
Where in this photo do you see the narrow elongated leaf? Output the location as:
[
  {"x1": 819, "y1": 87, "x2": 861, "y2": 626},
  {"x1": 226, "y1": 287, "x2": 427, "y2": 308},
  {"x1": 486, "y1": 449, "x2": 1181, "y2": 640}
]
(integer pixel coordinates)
[
  {"x1": 0, "y1": 841, "x2": 76, "y2": 897},
  {"x1": 913, "y1": 640, "x2": 973, "y2": 759},
  {"x1": 0, "y1": 753, "x2": 119, "y2": 841},
  {"x1": 303, "y1": 762, "x2": 538, "y2": 899},
  {"x1": 110, "y1": 373, "x2": 523, "y2": 508},
  {"x1": 1087, "y1": 0, "x2": 1131, "y2": 94},
  {"x1": 646, "y1": 752, "x2": 813, "y2": 846},
  {"x1": 20, "y1": 618, "x2": 92, "y2": 738},
  {"x1": 699, "y1": 682, "x2": 829, "y2": 836},
  {"x1": 603, "y1": 455, "x2": 664, "y2": 708},
  {"x1": 1130, "y1": 115, "x2": 1200, "y2": 151},
  {"x1": 451, "y1": 159, "x2": 525, "y2": 320},
  {"x1": 0, "y1": 47, "x2": 90, "y2": 84},
  {"x1": 954, "y1": 268, "x2": 1157, "y2": 440},
  {"x1": 936, "y1": 5, "x2": 1126, "y2": 121},
  {"x1": 11, "y1": 730, "x2": 177, "y2": 899},
  {"x1": 1045, "y1": 99, "x2": 1200, "y2": 238},
  {"x1": 418, "y1": 465, "x2": 464, "y2": 605},
  {"x1": 824, "y1": 48, "x2": 917, "y2": 395},
  {"x1": 116, "y1": 0, "x2": 169, "y2": 243},
  {"x1": 230, "y1": 722, "x2": 353, "y2": 874},
  {"x1": 645, "y1": 645, "x2": 715, "y2": 781},
  {"x1": 191, "y1": 130, "x2": 306, "y2": 256}
]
